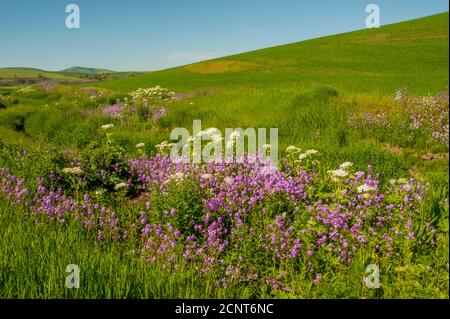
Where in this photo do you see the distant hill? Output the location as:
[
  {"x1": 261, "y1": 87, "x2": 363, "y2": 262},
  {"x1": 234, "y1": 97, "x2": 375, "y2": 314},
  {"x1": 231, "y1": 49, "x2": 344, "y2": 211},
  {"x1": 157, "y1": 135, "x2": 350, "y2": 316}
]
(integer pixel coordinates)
[
  {"x1": 0, "y1": 68, "x2": 82, "y2": 88},
  {"x1": 60, "y1": 67, "x2": 115, "y2": 74},
  {"x1": 0, "y1": 67, "x2": 78, "y2": 80},
  {"x1": 96, "y1": 12, "x2": 449, "y2": 95},
  {"x1": 2, "y1": 67, "x2": 48, "y2": 73},
  {"x1": 0, "y1": 66, "x2": 117, "y2": 86}
]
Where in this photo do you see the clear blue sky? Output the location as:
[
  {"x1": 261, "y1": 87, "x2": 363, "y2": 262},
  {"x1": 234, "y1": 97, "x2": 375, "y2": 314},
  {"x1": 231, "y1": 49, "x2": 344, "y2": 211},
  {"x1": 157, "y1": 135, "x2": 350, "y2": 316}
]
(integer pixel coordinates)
[{"x1": 0, "y1": 0, "x2": 448, "y2": 71}]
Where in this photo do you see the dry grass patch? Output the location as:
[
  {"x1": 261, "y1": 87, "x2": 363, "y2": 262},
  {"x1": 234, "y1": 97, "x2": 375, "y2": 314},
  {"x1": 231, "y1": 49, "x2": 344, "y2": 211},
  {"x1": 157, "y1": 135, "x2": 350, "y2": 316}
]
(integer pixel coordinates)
[{"x1": 184, "y1": 60, "x2": 260, "y2": 74}]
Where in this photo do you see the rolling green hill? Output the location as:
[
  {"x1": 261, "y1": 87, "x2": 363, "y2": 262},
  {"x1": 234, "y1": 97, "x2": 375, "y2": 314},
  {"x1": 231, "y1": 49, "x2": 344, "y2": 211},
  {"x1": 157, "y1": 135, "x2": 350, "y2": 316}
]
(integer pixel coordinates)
[
  {"x1": 0, "y1": 66, "x2": 116, "y2": 83},
  {"x1": 97, "y1": 12, "x2": 449, "y2": 95},
  {"x1": 0, "y1": 67, "x2": 79, "y2": 80},
  {"x1": 60, "y1": 66, "x2": 115, "y2": 74}
]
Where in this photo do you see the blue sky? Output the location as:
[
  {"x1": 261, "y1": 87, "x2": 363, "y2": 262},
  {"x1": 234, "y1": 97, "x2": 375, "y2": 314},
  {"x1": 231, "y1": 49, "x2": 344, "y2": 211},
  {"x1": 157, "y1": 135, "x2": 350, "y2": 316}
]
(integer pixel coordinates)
[{"x1": 0, "y1": 0, "x2": 448, "y2": 71}]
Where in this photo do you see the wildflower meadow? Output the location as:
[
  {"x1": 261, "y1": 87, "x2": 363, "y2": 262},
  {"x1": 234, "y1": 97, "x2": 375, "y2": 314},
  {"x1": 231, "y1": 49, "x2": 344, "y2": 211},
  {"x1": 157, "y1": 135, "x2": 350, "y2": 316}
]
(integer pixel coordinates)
[{"x1": 0, "y1": 12, "x2": 448, "y2": 299}]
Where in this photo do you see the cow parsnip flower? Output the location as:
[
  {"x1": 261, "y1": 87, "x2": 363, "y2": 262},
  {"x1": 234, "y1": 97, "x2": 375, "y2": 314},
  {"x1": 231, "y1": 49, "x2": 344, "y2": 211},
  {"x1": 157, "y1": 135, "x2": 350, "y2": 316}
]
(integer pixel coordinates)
[{"x1": 101, "y1": 124, "x2": 114, "y2": 130}]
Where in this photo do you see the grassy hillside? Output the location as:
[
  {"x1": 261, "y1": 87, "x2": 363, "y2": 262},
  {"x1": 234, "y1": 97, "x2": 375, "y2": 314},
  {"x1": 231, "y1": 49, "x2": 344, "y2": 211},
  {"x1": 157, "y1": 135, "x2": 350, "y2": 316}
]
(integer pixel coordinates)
[
  {"x1": 0, "y1": 67, "x2": 117, "y2": 83},
  {"x1": 0, "y1": 67, "x2": 120, "y2": 86},
  {"x1": 97, "y1": 12, "x2": 449, "y2": 95},
  {"x1": 0, "y1": 67, "x2": 79, "y2": 80}
]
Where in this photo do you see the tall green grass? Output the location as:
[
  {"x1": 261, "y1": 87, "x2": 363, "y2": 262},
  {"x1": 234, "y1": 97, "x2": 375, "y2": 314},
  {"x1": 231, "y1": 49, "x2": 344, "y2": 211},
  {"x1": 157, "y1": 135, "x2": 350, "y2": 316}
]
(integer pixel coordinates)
[{"x1": 1, "y1": 194, "x2": 447, "y2": 298}]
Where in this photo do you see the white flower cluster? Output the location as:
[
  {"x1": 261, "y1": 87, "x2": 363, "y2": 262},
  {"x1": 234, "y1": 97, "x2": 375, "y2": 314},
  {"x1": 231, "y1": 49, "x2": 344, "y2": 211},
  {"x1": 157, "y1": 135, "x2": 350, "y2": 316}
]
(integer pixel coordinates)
[
  {"x1": 225, "y1": 131, "x2": 242, "y2": 149},
  {"x1": 339, "y1": 162, "x2": 353, "y2": 170},
  {"x1": 285, "y1": 146, "x2": 320, "y2": 168},
  {"x1": 62, "y1": 167, "x2": 83, "y2": 175},
  {"x1": 155, "y1": 141, "x2": 175, "y2": 153},
  {"x1": 196, "y1": 128, "x2": 222, "y2": 141},
  {"x1": 114, "y1": 182, "x2": 129, "y2": 190},
  {"x1": 357, "y1": 183, "x2": 376, "y2": 193},
  {"x1": 129, "y1": 86, "x2": 175, "y2": 102},
  {"x1": 328, "y1": 168, "x2": 349, "y2": 178},
  {"x1": 299, "y1": 149, "x2": 319, "y2": 160},
  {"x1": 94, "y1": 188, "x2": 107, "y2": 196},
  {"x1": 328, "y1": 161, "x2": 353, "y2": 180},
  {"x1": 286, "y1": 145, "x2": 301, "y2": 153},
  {"x1": 186, "y1": 128, "x2": 224, "y2": 148},
  {"x1": 101, "y1": 124, "x2": 114, "y2": 130}
]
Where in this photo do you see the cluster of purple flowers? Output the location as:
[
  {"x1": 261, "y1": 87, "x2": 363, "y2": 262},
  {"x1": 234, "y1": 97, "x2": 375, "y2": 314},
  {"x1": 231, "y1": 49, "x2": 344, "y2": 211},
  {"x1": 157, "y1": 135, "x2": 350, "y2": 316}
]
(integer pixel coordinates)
[
  {"x1": 0, "y1": 171, "x2": 120, "y2": 241},
  {"x1": 261, "y1": 213, "x2": 302, "y2": 260},
  {"x1": 101, "y1": 103, "x2": 168, "y2": 123},
  {"x1": 0, "y1": 151, "x2": 442, "y2": 291},
  {"x1": 348, "y1": 89, "x2": 449, "y2": 147},
  {"x1": 151, "y1": 106, "x2": 168, "y2": 122},
  {"x1": 348, "y1": 110, "x2": 390, "y2": 129},
  {"x1": 101, "y1": 103, "x2": 133, "y2": 119},
  {"x1": 396, "y1": 90, "x2": 449, "y2": 146},
  {"x1": 34, "y1": 188, "x2": 120, "y2": 240},
  {"x1": 0, "y1": 168, "x2": 29, "y2": 206},
  {"x1": 127, "y1": 155, "x2": 439, "y2": 283}
]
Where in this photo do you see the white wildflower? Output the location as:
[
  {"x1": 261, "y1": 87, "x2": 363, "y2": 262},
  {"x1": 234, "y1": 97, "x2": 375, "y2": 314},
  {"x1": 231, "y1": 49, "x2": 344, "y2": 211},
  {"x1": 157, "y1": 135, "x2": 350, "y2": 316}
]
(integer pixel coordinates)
[
  {"x1": 305, "y1": 149, "x2": 318, "y2": 155},
  {"x1": 402, "y1": 184, "x2": 412, "y2": 192},
  {"x1": 62, "y1": 167, "x2": 83, "y2": 175},
  {"x1": 357, "y1": 184, "x2": 376, "y2": 193},
  {"x1": 155, "y1": 141, "x2": 174, "y2": 153},
  {"x1": 226, "y1": 131, "x2": 241, "y2": 149},
  {"x1": 328, "y1": 169, "x2": 349, "y2": 178},
  {"x1": 299, "y1": 153, "x2": 308, "y2": 160},
  {"x1": 195, "y1": 131, "x2": 207, "y2": 138},
  {"x1": 286, "y1": 145, "x2": 301, "y2": 153},
  {"x1": 339, "y1": 162, "x2": 353, "y2": 170},
  {"x1": 94, "y1": 188, "x2": 107, "y2": 196},
  {"x1": 204, "y1": 128, "x2": 221, "y2": 138},
  {"x1": 114, "y1": 182, "x2": 129, "y2": 190},
  {"x1": 101, "y1": 124, "x2": 114, "y2": 130},
  {"x1": 223, "y1": 177, "x2": 233, "y2": 185},
  {"x1": 299, "y1": 149, "x2": 319, "y2": 160},
  {"x1": 136, "y1": 143, "x2": 145, "y2": 149}
]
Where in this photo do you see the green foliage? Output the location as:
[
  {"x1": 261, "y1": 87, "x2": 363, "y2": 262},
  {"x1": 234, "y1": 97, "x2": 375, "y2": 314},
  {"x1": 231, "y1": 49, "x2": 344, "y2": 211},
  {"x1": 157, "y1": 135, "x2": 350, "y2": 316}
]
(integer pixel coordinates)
[
  {"x1": 78, "y1": 138, "x2": 136, "y2": 195},
  {"x1": 0, "y1": 95, "x2": 18, "y2": 109},
  {"x1": 151, "y1": 178, "x2": 204, "y2": 236}
]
